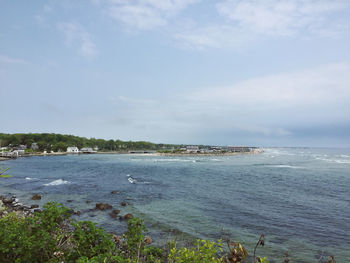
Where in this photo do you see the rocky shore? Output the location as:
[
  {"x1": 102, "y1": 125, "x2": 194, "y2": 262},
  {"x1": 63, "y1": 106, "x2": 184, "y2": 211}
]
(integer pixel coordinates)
[{"x1": 0, "y1": 193, "x2": 134, "y2": 222}]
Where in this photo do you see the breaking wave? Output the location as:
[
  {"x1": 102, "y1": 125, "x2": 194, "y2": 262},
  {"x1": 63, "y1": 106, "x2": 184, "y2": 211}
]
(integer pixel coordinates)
[{"x1": 43, "y1": 179, "x2": 70, "y2": 186}]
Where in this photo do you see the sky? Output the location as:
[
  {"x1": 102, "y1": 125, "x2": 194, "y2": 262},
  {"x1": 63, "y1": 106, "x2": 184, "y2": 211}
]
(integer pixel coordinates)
[{"x1": 1, "y1": 0, "x2": 350, "y2": 147}]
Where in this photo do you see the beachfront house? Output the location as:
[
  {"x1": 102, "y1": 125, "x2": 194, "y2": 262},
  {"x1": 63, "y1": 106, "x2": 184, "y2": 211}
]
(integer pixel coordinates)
[
  {"x1": 67, "y1": 146, "x2": 79, "y2": 153},
  {"x1": 186, "y1": 145, "x2": 199, "y2": 153},
  {"x1": 80, "y1": 147, "x2": 96, "y2": 154},
  {"x1": 31, "y1": 143, "x2": 39, "y2": 150},
  {"x1": 227, "y1": 146, "x2": 251, "y2": 152}
]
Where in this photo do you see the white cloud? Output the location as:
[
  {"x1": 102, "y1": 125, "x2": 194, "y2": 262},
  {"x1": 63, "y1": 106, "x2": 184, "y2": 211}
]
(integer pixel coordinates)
[
  {"x1": 175, "y1": 0, "x2": 350, "y2": 49},
  {"x1": 174, "y1": 25, "x2": 251, "y2": 49},
  {"x1": 193, "y1": 63, "x2": 350, "y2": 108},
  {"x1": 216, "y1": 0, "x2": 350, "y2": 36},
  {"x1": 57, "y1": 22, "x2": 98, "y2": 58},
  {"x1": 0, "y1": 55, "x2": 28, "y2": 65},
  {"x1": 106, "y1": 0, "x2": 199, "y2": 30}
]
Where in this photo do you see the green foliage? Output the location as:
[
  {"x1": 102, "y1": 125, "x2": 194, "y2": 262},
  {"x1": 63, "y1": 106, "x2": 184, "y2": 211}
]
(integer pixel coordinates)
[
  {"x1": 123, "y1": 217, "x2": 148, "y2": 257},
  {"x1": 168, "y1": 239, "x2": 224, "y2": 263},
  {"x1": 68, "y1": 221, "x2": 116, "y2": 260},
  {"x1": 0, "y1": 201, "x2": 268, "y2": 263},
  {"x1": 0, "y1": 133, "x2": 177, "y2": 152},
  {"x1": 0, "y1": 202, "x2": 70, "y2": 262}
]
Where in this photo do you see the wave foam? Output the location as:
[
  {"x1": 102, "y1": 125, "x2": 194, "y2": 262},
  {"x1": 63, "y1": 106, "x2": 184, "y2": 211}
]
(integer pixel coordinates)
[
  {"x1": 128, "y1": 177, "x2": 137, "y2": 184},
  {"x1": 44, "y1": 179, "x2": 70, "y2": 186},
  {"x1": 269, "y1": 165, "x2": 303, "y2": 169}
]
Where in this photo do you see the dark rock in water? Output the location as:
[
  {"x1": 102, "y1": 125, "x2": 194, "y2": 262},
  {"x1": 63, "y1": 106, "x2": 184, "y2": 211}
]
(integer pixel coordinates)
[
  {"x1": 96, "y1": 203, "x2": 112, "y2": 210},
  {"x1": 121, "y1": 202, "x2": 127, "y2": 207},
  {"x1": 3, "y1": 197, "x2": 14, "y2": 204},
  {"x1": 31, "y1": 194, "x2": 41, "y2": 200},
  {"x1": 109, "y1": 209, "x2": 121, "y2": 218},
  {"x1": 33, "y1": 209, "x2": 41, "y2": 213},
  {"x1": 75, "y1": 211, "x2": 81, "y2": 216},
  {"x1": 124, "y1": 213, "x2": 133, "y2": 220},
  {"x1": 109, "y1": 212, "x2": 118, "y2": 219},
  {"x1": 30, "y1": 204, "x2": 39, "y2": 209},
  {"x1": 86, "y1": 200, "x2": 91, "y2": 204},
  {"x1": 67, "y1": 200, "x2": 74, "y2": 203},
  {"x1": 89, "y1": 214, "x2": 96, "y2": 217},
  {"x1": 111, "y1": 190, "x2": 119, "y2": 194}
]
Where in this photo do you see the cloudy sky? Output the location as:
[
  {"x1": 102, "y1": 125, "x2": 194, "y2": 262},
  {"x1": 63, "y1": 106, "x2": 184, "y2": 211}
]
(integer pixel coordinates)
[{"x1": 1, "y1": 0, "x2": 350, "y2": 147}]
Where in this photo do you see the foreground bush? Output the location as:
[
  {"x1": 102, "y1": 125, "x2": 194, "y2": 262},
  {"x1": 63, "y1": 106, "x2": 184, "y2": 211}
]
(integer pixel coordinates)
[{"x1": 0, "y1": 202, "x2": 272, "y2": 263}]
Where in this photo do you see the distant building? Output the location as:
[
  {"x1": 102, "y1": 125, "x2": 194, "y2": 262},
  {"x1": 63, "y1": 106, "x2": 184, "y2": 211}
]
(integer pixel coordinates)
[
  {"x1": 93, "y1": 146, "x2": 99, "y2": 151},
  {"x1": 227, "y1": 146, "x2": 251, "y2": 152},
  {"x1": 31, "y1": 143, "x2": 39, "y2": 150},
  {"x1": 67, "y1": 146, "x2": 79, "y2": 153},
  {"x1": 80, "y1": 147, "x2": 96, "y2": 153},
  {"x1": 186, "y1": 145, "x2": 199, "y2": 153}
]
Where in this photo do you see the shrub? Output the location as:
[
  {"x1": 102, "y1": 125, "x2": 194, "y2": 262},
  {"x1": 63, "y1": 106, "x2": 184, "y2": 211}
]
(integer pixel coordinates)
[{"x1": 168, "y1": 239, "x2": 225, "y2": 263}]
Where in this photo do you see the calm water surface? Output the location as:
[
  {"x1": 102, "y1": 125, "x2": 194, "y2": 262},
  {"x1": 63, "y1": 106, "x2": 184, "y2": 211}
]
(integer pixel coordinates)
[{"x1": 1, "y1": 148, "x2": 349, "y2": 262}]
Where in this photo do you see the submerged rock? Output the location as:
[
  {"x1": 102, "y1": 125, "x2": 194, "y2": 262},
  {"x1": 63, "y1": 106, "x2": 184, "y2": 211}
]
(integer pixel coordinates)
[
  {"x1": 75, "y1": 210, "x2": 81, "y2": 216},
  {"x1": 109, "y1": 209, "x2": 121, "y2": 219},
  {"x1": 31, "y1": 194, "x2": 41, "y2": 200},
  {"x1": 121, "y1": 202, "x2": 127, "y2": 207},
  {"x1": 111, "y1": 190, "x2": 119, "y2": 194},
  {"x1": 96, "y1": 202, "x2": 112, "y2": 210},
  {"x1": 124, "y1": 213, "x2": 133, "y2": 220}
]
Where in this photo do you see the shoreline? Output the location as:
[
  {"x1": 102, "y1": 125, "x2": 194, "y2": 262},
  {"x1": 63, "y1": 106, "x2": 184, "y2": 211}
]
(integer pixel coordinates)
[{"x1": 1, "y1": 150, "x2": 263, "y2": 161}]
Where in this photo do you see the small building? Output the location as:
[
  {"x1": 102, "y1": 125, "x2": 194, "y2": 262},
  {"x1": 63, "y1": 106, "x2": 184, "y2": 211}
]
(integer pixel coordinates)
[
  {"x1": 186, "y1": 145, "x2": 199, "y2": 153},
  {"x1": 31, "y1": 143, "x2": 39, "y2": 150},
  {"x1": 67, "y1": 146, "x2": 79, "y2": 153},
  {"x1": 80, "y1": 147, "x2": 96, "y2": 154},
  {"x1": 227, "y1": 146, "x2": 251, "y2": 152},
  {"x1": 18, "y1": 145, "x2": 27, "y2": 150}
]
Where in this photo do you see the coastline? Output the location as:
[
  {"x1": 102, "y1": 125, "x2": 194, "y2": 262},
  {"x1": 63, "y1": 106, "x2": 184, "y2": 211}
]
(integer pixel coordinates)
[{"x1": 0, "y1": 150, "x2": 263, "y2": 161}]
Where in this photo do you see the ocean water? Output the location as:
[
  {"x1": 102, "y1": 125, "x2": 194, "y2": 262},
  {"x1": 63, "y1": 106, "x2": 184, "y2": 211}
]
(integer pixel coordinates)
[{"x1": 1, "y1": 148, "x2": 349, "y2": 262}]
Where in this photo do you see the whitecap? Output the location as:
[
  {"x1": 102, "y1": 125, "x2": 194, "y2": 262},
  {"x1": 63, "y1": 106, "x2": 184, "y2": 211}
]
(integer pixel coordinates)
[
  {"x1": 269, "y1": 165, "x2": 303, "y2": 169},
  {"x1": 44, "y1": 179, "x2": 70, "y2": 186},
  {"x1": 128, "y1": 177, "x2": 137, "y2": 184}
]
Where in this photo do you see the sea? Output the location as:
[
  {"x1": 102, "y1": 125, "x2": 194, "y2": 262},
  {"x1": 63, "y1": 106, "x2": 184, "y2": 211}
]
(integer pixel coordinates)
[{"x1": 0, "y1": 148, "x2": 349, "y2": 262}]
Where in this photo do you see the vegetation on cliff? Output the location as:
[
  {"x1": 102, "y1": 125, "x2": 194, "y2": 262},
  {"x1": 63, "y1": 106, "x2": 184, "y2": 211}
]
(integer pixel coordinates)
[{"x1": 0, "y1": 201, "x2": 273, "y2": 263}]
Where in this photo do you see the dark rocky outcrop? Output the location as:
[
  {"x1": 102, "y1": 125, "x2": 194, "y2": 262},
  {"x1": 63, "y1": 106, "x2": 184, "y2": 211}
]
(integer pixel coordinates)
[
  {"x1": 30, "y1": 204, "x2": 39, "y2": 209},
  {"x1": 124, "y1": 213, "x2": 133, "y2": 220},
  {"x1": 96, "y1": 202, "x2": 112, "y2": 210},
  {"x1": 31, "y1": 194, "x2": 41, "y2": 200},
  {"x1": 109, "y1": 209, "x2": 121, "y2": 219}
]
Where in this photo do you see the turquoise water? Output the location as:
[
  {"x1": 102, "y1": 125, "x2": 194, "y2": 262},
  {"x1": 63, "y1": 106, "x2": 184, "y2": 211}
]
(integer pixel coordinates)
[{"x1": 1, "y1": 148, "x2": 349, "y2": 262}]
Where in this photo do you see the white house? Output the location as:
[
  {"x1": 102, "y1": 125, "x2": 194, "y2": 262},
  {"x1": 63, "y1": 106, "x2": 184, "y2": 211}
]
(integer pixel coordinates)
[
  {"x1": 80, "y1": 147, "x2": 96, "y2": 153},
  {"x1": 186, "y1": 145, "x2": 199, "y2": 152},
  {"x1": 67, "y1": 146, "x2": 79, "y2": 153},
  {"x1": 31, "y1": 143, "x2": 39, "y2": 150}
]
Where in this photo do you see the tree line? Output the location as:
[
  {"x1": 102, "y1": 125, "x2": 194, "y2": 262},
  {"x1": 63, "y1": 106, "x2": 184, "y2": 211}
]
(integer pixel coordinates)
[{"x1": 0, "y1": 133, "x2": 175, "y2": 152}]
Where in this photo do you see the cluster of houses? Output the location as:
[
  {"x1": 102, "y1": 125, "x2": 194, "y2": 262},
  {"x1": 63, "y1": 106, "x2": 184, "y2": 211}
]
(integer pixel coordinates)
[
  {"x1": 0, "y1": 144, "x2": 33, "y2": 158},
  {"x1": 0, "y1": 144, "x2": 98, "y2": 158},
  {"x1": 179, "y1": 145, "x2": 257, "y2": 154},
  {"x1": 66, "y1": 146, "x2": 98, "y2": 154}
]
